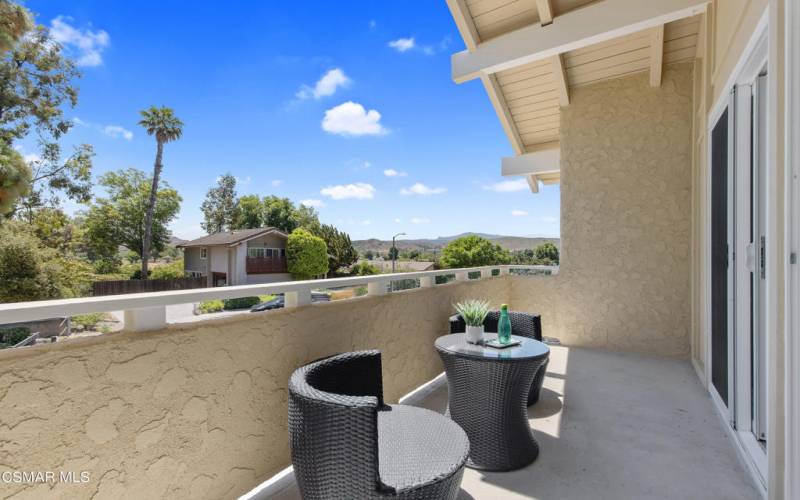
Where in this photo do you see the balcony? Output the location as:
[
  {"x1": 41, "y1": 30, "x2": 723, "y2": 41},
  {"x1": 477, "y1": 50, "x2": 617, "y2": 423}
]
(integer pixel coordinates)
[
  {"x1": 273, "y1": 343, "x2": 758, "y2": 500},
  {"x1": 246, "y1": 256, "x2": 287, "y2": 274},
  {"x1": 0, "y1": 266, "x2": 758, "y2": 499}
]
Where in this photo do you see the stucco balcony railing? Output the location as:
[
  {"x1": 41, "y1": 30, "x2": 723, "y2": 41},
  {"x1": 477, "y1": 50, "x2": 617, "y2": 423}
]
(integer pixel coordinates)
[
  {"x1": 245, "y1": 256, "x2": 287, "y2": 274},
  {"x1": 0, "y1": 265, "x2": 757, "y2": 499}
]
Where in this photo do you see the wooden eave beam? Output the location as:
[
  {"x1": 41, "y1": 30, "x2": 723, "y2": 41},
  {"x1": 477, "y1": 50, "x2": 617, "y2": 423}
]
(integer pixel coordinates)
[
  {"x1": 446, "y1": 0, "x2": 480, "y2": 51},
  {"x1": 649, "y1": 25, "x2": 665, "y2": 87},
  {"x1": 536, "y1": 0, "x2": 554, "y2": 25},
  {"x1": 482, "y1": 74, "x2": 526, "y2": 155},
  {"x1": 451, "y1": 0, "x2": 709, "y2": 83},
  {"x1": 551, "y1": 54, "x2": 570, "y2": 106},
  {"x1": 526, "y1": 175, "x2": 540, "y2": 193}
]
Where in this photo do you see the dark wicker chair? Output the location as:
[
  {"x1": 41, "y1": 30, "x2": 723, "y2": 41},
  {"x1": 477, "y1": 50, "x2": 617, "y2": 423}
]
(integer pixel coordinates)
[
  {"x1": 449, "y1": 310, "x2": 550, "y2": 405},
  {"x1": 288, "y1": 350, "x2": 470, "y2": 499}
]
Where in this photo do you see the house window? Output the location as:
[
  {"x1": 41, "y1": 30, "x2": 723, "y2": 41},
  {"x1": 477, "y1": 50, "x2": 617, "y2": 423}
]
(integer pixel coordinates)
[
  {"x1": 200, "y1": 248, "x2": 207, "y2": 259},
  {"x1": 247, "y1": 247, "x2": 284, "y2": 258}
]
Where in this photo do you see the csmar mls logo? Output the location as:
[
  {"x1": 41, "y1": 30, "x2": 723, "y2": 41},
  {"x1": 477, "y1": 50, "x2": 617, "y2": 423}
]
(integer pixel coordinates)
[{"x1": 0, "y1": 470, "x2": 90, "y2": 484}]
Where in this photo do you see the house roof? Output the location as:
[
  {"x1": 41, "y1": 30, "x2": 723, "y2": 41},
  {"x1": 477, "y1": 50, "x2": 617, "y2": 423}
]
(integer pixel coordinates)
[
  {"x1": 177, "y1": 227, "x2": 288, "y2": 248},
  {"x1": 447, "y1": 0, "x2": 706, "y2": 193}
]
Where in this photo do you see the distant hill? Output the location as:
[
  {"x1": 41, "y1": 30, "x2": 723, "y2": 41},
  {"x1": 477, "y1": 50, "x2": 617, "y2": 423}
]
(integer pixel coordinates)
[
  {"x1": 353, "y1": 233, "x2": 560, "y2": 254},
  {"x1": 169, "y1": 236, "x2": 188, "y2": 246}
]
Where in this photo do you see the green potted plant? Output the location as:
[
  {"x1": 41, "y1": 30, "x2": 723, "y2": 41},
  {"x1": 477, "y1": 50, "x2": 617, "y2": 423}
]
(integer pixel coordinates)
[{"x1": 454, "y1": 299, "x2": 491, "y2": 344}]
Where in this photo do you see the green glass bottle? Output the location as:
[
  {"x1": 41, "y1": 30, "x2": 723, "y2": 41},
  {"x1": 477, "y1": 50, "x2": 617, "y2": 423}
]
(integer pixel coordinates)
[{"x1": 498, "y1": 304, "x2": 512, "y2": 344}]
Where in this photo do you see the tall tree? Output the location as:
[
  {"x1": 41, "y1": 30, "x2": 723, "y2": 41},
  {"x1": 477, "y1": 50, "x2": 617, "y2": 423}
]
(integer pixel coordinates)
[
  {"x1": 0, "y1": 20, "x2": 94, "y2": 215},
  {"x1": 83, "y1": 169, "x2": 181, "y2": 267},
  {"x1": 201, "y1": 173, "x2": 238, "y2": 234},
  {"x1": 312, "y1": 223, "x2": 357, "y2": 274},
  {"x1": 0, "y1": 1, "x2": 31, "y2": 53},
  {"x1": 138, "y1": 106, "x2": 183, "y2": 278},
  {"x1": 0, "y1": 3, "x2": 93, "y2": 215},
  {"x1": 235, "y1": 194, "x2": 263, "y2": 229}
]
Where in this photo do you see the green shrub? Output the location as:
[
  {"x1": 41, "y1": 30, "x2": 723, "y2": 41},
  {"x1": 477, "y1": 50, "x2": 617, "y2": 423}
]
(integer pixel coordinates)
[
  {"x1": 198, "y1": 300, "x2": 224, "y2": 314},
  {"x1": 150, "y1": 259, "x2": 184, "y2": 279},
  {"x1": 258, "y1": 294, "x2": 276, "y2": 302},
  {"x1": 440, "y1": 235, "x2": 510, "y2": 269},
  {"x1": 354, "y1": 286, "x2": 368, "y2": 297},
  {"x1": 351, "y1": 261, "x2": 380, "y2": 276},
  {"x1": 222, "y1": 296, "x2": 260, "y2": 310},
  {"x1": 0, "y1": 327, "x2": 31, "y2": 348},
  {"x1": 71, "y1": 313, "x2": 106, "y2": 330},
  {"x1": 287, "y1": 228, "x2": 328, "y2": 279}
]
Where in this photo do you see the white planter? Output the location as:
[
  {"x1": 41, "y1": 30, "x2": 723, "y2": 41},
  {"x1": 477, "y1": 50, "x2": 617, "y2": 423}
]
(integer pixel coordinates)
[{"x1": 465, "y1": 325, "x2": 485, "y2": 344}]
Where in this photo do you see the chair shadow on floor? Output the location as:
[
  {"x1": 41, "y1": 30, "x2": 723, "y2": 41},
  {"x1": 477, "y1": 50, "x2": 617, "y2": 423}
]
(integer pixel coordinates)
[
  {"x1": 457, "y1": 489, "x2": 476, "y2": 500},
  {"x1": 528, "y1": 387, "x2": 563, "y2": 418}
]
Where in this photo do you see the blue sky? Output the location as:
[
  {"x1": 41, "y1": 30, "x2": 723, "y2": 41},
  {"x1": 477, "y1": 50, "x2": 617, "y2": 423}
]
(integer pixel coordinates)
[{"x1": 22, "y1": 1, "x2": 560, "y2": 241}]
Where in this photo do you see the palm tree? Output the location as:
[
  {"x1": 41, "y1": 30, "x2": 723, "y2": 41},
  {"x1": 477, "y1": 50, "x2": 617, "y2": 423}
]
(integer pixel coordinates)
[{"x1": 138, "y1": 106, "x2": 183, "y2": 278}]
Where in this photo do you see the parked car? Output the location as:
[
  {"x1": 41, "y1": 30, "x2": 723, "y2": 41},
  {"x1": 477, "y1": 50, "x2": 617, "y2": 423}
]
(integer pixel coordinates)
[{"x1": 250, "y1": 292, "x2": 330, "y2": 312}]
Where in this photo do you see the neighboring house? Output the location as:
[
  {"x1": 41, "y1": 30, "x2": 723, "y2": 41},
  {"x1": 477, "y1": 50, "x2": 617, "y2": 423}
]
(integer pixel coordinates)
[
  {"x1": 178, "y1": 227, "x2": 292, "y2": 287},
  {"x1": 361, "y1": 259, "x2": 435, "y2": 273}
]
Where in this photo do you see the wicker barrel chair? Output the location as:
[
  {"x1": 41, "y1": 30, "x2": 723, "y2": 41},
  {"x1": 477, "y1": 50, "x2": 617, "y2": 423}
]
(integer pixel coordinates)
[
  {"x1": 288, "y1": 350, "x2": 469, "y2": 499},
  {"x1": 449, "y1": 310, "x2": 549, "y2": 405}
]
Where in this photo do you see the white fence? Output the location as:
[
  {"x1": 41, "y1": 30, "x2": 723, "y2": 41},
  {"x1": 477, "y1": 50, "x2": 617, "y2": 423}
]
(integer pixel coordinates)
[{"x1": 0, "y1": 265, "x2": 557, "y2": 332}]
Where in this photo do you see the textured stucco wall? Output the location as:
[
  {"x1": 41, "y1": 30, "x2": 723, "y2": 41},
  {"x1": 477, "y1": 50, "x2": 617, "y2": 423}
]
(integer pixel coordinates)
[
  {"x1": 0, "y1": 278, "x2": 509, "y2": 499},
  {"x1": 511, "y1": 65, "x2": 694, "y2": 357}
]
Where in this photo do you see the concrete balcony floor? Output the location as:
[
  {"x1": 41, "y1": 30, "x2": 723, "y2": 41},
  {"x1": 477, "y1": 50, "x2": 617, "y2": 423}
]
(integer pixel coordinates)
[{"x1": 273, "y1": 345, "x2": 760, "y2": 499}]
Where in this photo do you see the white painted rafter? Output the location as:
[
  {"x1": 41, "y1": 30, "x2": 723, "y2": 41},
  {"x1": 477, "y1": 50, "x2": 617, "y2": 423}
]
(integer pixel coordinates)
[
  {"x1": 451, "y1": 0, "x2": 709, "y2": 83},
  {"x1": 501, "y1": 149, "x2": 560, "y2": 177}
]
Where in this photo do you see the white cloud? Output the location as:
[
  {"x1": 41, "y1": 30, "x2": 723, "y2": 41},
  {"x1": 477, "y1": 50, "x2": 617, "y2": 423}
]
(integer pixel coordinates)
[
  {"x1": 511, "y1": 209, "x2": 529, "y2": 216},
  {"x1": 300, "y1": 199, "x2": 325, "y2": 208},
  {"x1": 400, "y1": 183, "x2": 447, "y2": 196},
  {"x1": 410, "y1": 217, "x2": 430, "y2": 224},
  {"x1": 73, "y1": 117, "x2": 133, "y2": 141},
  {"x1": 103, "y1": 125, "x2": 133, "y2": 140},
  {"x1": 394, "y1": 218, "x2": 401, "y2": 223},
  {"x1": 49, "y1": 16, "x2": 109, "y2": 67},
  {"x1": 320, "y1": 182, "x2": 376, "y2": 200},
  {"x1": 322, "y1": 102, "x2": 387, "y2": 136},
  {"x1": 383, "y1": 168, "x2": 407, "y2": 177},
  {"x1": 271, "y1": 180, "x2": 283, "y2": 187},
  {"x1": 388, "y1": 37, "x2": 415, "y2": 52},
  {"x1": 15, "y1": 145, "x2": 41, "y2": 164},
  {"x1": 296, "y1": 68, "x2": 351, "y2": 100},
  {"x1": 484, "y1": 179, "x2": 529, "y2": 192}
]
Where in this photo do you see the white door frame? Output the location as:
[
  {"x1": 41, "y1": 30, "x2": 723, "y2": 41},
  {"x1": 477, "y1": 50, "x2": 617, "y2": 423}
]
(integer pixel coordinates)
[
  {"x1": 784, "y1": 0, "x2": 800, "y2": 497},
  {"x1": 705, "y1": 10, "x2": 770, "y2": 494}
]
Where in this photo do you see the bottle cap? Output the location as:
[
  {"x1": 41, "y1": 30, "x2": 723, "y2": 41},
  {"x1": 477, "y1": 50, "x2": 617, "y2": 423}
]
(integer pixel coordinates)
[{"x1": 501, "y1": 304, "x2": 508, "y2": 310}]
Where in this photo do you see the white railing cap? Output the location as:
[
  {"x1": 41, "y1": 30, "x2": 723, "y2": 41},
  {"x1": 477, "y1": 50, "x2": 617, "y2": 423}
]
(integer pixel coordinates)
[{"x1": 0, "y1": 265, "x2": 557, "y2": 324}]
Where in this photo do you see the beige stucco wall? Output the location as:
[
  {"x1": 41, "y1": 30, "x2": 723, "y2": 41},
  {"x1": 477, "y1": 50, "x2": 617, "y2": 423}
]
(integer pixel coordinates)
[
  {"x1": 0, "y1": 278, "x2": 509, "y2": 499},
  {"x1": 511, "y1": 65, "x2": 694, "y2": 357}
]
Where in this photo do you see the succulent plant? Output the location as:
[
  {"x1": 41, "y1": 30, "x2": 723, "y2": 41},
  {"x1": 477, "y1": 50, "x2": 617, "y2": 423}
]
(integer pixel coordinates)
[{"x1": 454, "y1": 299, "x2": 491, "y2": 327}]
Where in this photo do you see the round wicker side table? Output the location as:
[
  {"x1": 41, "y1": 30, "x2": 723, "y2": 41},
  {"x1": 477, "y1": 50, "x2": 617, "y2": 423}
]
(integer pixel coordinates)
[{"x1": 435, "y1": 333, "x2": 550, "y2": 472}]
